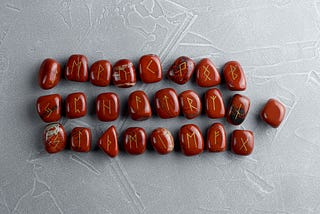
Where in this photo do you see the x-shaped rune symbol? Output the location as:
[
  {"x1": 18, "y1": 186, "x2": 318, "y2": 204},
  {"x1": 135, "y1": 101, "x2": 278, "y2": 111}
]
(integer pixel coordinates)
[{"x1": 239, "y1": 138, "x2": 248, "y2": 151}]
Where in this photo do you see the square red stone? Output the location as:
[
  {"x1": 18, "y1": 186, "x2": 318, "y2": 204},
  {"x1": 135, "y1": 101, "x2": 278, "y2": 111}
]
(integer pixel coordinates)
[
  {"x1": 70, "y1": 127, "x2": 91, "y2": 152},
  {"x1": 36, "y1": 94, "x2": 62, "y2": 123},
  {"x1": 260, "y1": 98, "x2": 286, "y2": 128},
  {"x1": 231, "y1": 130, "x2": 254, "y2": 156},
  {"x1": 65, "y1": 92, "x2": 87, "y2": 119}
]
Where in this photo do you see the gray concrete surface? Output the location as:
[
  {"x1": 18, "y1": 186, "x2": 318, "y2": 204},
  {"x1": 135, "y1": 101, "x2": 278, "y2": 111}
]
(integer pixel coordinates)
[{"x1": 1, "y1": 0, "x2": 320, "y2": 213}]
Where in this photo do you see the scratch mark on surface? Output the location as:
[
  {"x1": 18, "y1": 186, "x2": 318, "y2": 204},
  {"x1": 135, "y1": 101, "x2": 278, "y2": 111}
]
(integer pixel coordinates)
[
  {"x1": 70, "y1": 154, "x2": 101, "y2": 176},
  {"x1": 5, "y1": 4, "x2": 21, "y2": 12},
  {"x1": 244, "y1": 169, "x2": 274, "y2": 193}
]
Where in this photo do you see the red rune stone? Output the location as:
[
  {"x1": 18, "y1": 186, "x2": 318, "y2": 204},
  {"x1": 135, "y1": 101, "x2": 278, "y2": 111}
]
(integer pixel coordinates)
[
  {"x1": 65, "y1": 54, "x2": 89, "y2": 82},
  {"x1": 36, "y1": 94, "x2": 62, "y2": 123},
  {"x1": 43, "y1": 123, "x2": 66, "y2": 153},
  {"x1": 98, "y1": 125, "x2": 118, "y2": 157},
  {"x1": 226, "y1": 94, "x2": 250, "y2": 125},
  {"x1": 65, "y1": 92, "x2": 87, "y2": 119},
  {"x1": 260, "y1": 98, "x2": 286, "y2": 128},
  {"x1": 112, "y1": 59, "x2": 136, "y2": 88},
  {"x1": 150, "y1": 128, "x2": 174, "y2": 155},
  {"x1": 206, "y1": 123, "x2": 226, "y2": 152},
  {"x1": 123, "y1": 127, "x2": 147, "y2": 155},
  {"x1": 139, "y1": 54, "x2": 162, "y2": 83},
  {"x1": 204, "y1": 88, "x2": 225, "y2": 119},
  {"x1": 70, "y1": 127, "x2": 91, "y2": 152},
  {"x1": 128, "y1": 90, "x2": 152, "y2": 121},
  {"x1": 90, "y1": 60, "x2": 112, "y2": 86},
  {"x1": 154, "y1": 88, "x2": 180, "y2": 119},
  {"x1": 96, "y1": 92, "x2": 120, "y2": 121},
  {"x1": 167, "y1": 56, "x2": 196, "y2": 84},
  {"x1": 195, "y1": 58, "x2": 221, "y2": 87},
  {"x1": 179, "y1": 90, "x2": 202, "y2": 119},
  {"x1": 179, "y1": 124, "x2": 204, "y2": 156},
  {"x1": 223, "y1": 61, "x2": 246, "y2": 91},
  {"x1": 231, "y1": 130, "x2": 254, "y2": 156},
  {"x1": 38, "y1": 58, "x2": 61, "y2": 89}
]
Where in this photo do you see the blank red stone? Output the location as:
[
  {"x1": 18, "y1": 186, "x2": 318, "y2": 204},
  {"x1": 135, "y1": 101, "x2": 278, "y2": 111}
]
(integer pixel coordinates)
[
  {"x1": 128, "y1": 90, "x2": 152, "y2": 121},
  {"x1": 139, "y1": 54, "x2": 162, "y2": 83},
  {"x1": 150, "y1": 128, "x2": 174, "y2": 155},
  {"x1": 204, "y1": 88, "x2": 225, "y2": 119},
  {"x1": 123, "y1": 127, "x2": 147, "y2": 155},
  {"x1": 206, "y1": 123, "x2": 226, "y2": 152},
  {"x1": 167, "y1": 56, "x2": 195, "y2": 84},
  {"x1": 195, "y1": 58, "x2": 220, "y2": 87},
  {"x1": 231, "y1": 130, "x2": 254, "y2": 156},
  {"x1": 70, "y1": 127, "x2": 91, "y2": 152},
  {"x1": 38, "y1": 58, "x2": 61, "y2": 89},
  {"x1": 112, "y1": 59, "x2": 136, "y2": 88},
  {"x1": 43, "y1": 123, "x2": 66, "y2": 153},
  {"x1": 36, "y1": 94, "x2": 62, "y2": 123},
  {"x1": 260, "y1": 98, "x2": 286, "y2": 128},
  {"x1": 226, "y1": 94, "x2": 250, "y2": 125},
  {"x1": 65, "y1": 92, "x2": 87, "y2": 119},
  {"x1": 96, "y1": 92, "x2": 120, "y2": 121},
  {"x1": 179, "y1": 124, "x2": 204, "y2": 156},
  {"x1": 179, "y1": 90, "x2": 202, "y2": 119},
  {"x1": 65, "y1": 54, "x2": 88, "y2": 82},
  {"x1": 154, "y1": 88, "x2": 180, "y2": 119},
  {"x1": 90, "y1": 60, "x2": 112, "y2": 86},
  {"x1": 223, "y1": 61, "x2": 246, "y2": 91},
  {"x1": 98, "y1": 126, "x2": 118, "y2": 157}
]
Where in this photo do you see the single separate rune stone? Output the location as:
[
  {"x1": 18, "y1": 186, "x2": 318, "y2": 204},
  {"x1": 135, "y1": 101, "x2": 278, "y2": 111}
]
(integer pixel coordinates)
[
  {"x1": 179, "y1": 90, "x2": 202, "y2": 119},
  {"x1": 128, "y1": 90, "x2": 152, "y2": 121},
  {"x1": 65, "y1": 54, "x2": 89, "y2": 82},
  {"x1": 206, "y1": 123, "x2": 226, "y2": 152},
  {"x1": 167, "y1": 56, "x2": 195, "y2": 84},
  {"x1": 96, "y1": 92, "x2": 120, "y2": 121},
  {"x1": 139, "y1": 54, "x2": 162, "y2": 83},
  {"x1": 231, "y1": 130, "x2": 254, "y2": 156},
  {"x1": 154, "y1": 88, "x2": 180, "y2": 119},
  {"x1": 223, "y1": 61, "x2": 246, "y2": 91},
  {"x1": 98, "y1": 125, "x2": 118, "y2": 157},
  {"x1": 195, "y1": 58, "x2": 221, "y2": 87},
  {"x1": 226, "y1": 94, "x2": 250, "y2": 125},
  {"x1": 112, "y1": 59, "x2": 136, "y2": 87},
  {"x1": 37, "y1": 94, "x2": 62, "y2": 122},
  {"x1": 123, "y1": 127, "x2": 147, "y2": 155},
  {"x1": 90, "y1": 60, "x2": 112, "y2": 86},
  {"x1": 43, "y1": 123, "x2": 66, "y2": 153},
  {"x1": 38, "y1": 58, "x2": 61, "y2": 89},
  {"x1": 70, "y1": 127, "x2": 91, "y2": 152},
  {"x1": 65, "y1": 92, "x2": 87, "y2": 119},
  {"x1": 179, "y1": 124, "x2": 204, "y2": 156},
  {"x1": 260, "y1": 98, "x2": 286, "y2": 128},
  {"x1": 150, "y1": 128, "x2": 174, "y2": 155},
  {"x1": 204, "y1": 88, "x2": 225, "y2": 119}
]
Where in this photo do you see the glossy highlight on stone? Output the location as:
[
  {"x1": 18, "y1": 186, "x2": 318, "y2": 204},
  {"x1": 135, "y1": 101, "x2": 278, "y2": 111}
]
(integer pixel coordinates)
[
  {"x1": 43, "y1": 123, "x2": 66, "y2": 153},
  {"x1": 37, "y1": 94, "x2": 62, "y2": 123},
  {"x1": 231, "y1": 130, "x2": 254, "y2": 156},
  {"x1": 96, "y1": 92, "x2": 120, "y2": 121},
  {"x1": 38, "y1": 58, "x2": 61, "y2": 89},
  {"x1": 154, "y1": 88, "x2": 180, "y2": 119},
  {"x1": 179, "y1": 90, "x2": 202, "y2": 119},
  {"x1": 195, "y1": 58, "x2": 221, "y2": 87},
  {"x1": 65, "y1": 92, "x2": 87, "y2": 118},
  {"x1": 150, "y1": 128, "x2": 174, "y2": 155},
  {"x1": 123, "y1": 127, "x2": 147, "y2": 155},
  {"x1": 260, "y1": 98, "x2": 286, "y2": 128},
  {"x1": 70, "y1": 127, "x2": 91, "y2": 152},
  {"x1": 223, "y1": 61, "x2": 246, "y2": 91},
  {"x1": 167, "y1": 56, "x2": 195, "y2": 84},
  {"x1": 205, "y1": 88, "x2": 225, "y2": 119},
  {"x1": 179, "y1": 124, "x2": 204, "y2": 156},
  {"x1": 206, "y1": 123, "x2": 226, "y2": 152},
  {"x1": 139, "y1": 54, "x2": 162, "y2": 83},
  {"x1": 112, "y1": 59, "x2": 136, "y2": 87},
  {"x1": 98, "y1": 125, "x2": 118, "y2": 157},
  {"x1": 65, "y1": 54, "x2": 88, "y2": 82},
  {"x1": 128, "y1": 90, "x2": 152, "y2": 121},
  {"x1": 90, "y1": 60, "x2": 112, "y2": 86},
  {"x1": 226, "y1": 94, "x2": 250, "y2": 125}
]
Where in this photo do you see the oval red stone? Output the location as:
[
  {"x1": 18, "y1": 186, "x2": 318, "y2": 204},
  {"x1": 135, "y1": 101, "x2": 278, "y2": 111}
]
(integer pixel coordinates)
[
  {"x1": 139, "y1": 54, "x2": 162, "y2": 83},
  {"x1": 123, "y1": 127, "x2": 147, "y2": 155},
  {"x1": 112, "y1": 59, "x2": 136, "y2": 88},
  {"x1": 195, "y1": 58, "x2": 220, "y2": 87},
  {"x1": 226, "y1": 94, "x2": 250, "y2": 125},
  {"x1": 150, "y1": 128, "x2": 174, "y2": 155},
  {"x1": 260, "y1": 98, "x2": 286, "y2": 128},
  {"x1": 70, "y1": 127, "x2": 92, "y2": 152},
  {"x1": 206, "y1": 123, "x2": 226, "y2": 152},
  {"x1": 43, "y1": 123, "x2": 66, "y2": 153},
  {"x1": 36, "y1": 94, "x2": 62, "y2": 123},
  {"x1": 179, "y1": 124, "x2": 204, "y2": 156},
  {"x1": 65, "y1": 92, "x2": 87, "y2": 119},
  {"x1": 167, "y1": 56, "x2": 195, "y2": 84},
  {"x1": 154, "y1": 88, "x2": 180, "y2": 119},
  {"x1": 231, "y1": 130, "x2": 254, "y2": 156},
  {"x1": 179, "y1": 90, "x2": 202, "y2": 119},
  {"x1": 38, "y1": 58, "x2": 61, "y2": 89},
  {"x1": 90, "y1": 60, "x2": 112, "y2": 86},
  {"x1": 204, "y1": 88, "x2": 225, "y2": 119},
  {"x1": 128, "y1": 90, "x2": 152, "y2": 121},
  {"x1": 98, "y1": 125, "x2": 118, "y2": 157},
  {"x1": 65, "y1": 54, "x2": 89, "y2": 82},
  {"x1": 96, "y1": 92, "x2": 120, "y2": 121},
  {"x1": 223, "y1": 61, "x2": 246, "y2": 91}
]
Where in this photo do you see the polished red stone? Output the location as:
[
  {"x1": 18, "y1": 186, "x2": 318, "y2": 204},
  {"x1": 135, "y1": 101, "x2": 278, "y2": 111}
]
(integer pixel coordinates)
[
  {"x1": 231, "y1": 130, "x2": 254, "y2": 156},
  {"x1": 70, "y1": 127, "x2": 91, "y2": 152},
  {"x1": 139, "y1": 54, "x2": 162, "y2": 83},
  {"x1": 123, "y1": 127, "x2": 147, "y2": 155},
  {"x1": 43, "y1": 123, "x2": 66, "y2": 153},
  {"x1": 223, "y1": 61, "x2": 246, "y2": 91},
  {"x1": 38, "y1": 58, "x2": 61, "y2": 89},
  {"x1": 150, "y1": 128, "x2": 174, "y2": 155},
  {"x1": 167, "y1": 56, "x2": 195, "y2": 84},
  {"x1": 206, "y1": 123, "x2": 226, "y2": 152},
  {"x1": 36, "y1": 94, "x2": 62, "y2": 122},
  {"x1": 179, "y1": 124, "x2": 204, "y2": 156},
  {"x1": 112, "y1": 59, "x2": 136, "y2": 87},
  {"x1": 260, "y1": 98, "x2": 286, "y2": 128},
  {"x1": 204, "y1": 88, "x2": 225, "y2": 119},
  {"x1": 179, "y1": 90, "x2": 202, "y2": 119},
  {"x1": 98, "y1": 125, "x2": 118, "y2": 157},
  {"x1": 226, "y1": 94, "x2": 250, "y2": 125},
  {"x1": 65, "y1": 92, "x2": 87, "y2": 119},
  {"x1": 154, "y1": 88, "x2": 180, "y2": 119},
  {"x1": 65, "y1": 54, "x2": 88, "y2": 82},
  {"x1": 96, "y1": 92, "x2": 120, "y2": 121},
  {"x1": 90, "y1": 60, "x2": 112, "y2": 86},
  {"x1": 128, "y1": 90, "x2": 152, "y2": 121},
  {"x1": 195, "y1": 58, "x2": 220, "y2": 87}
]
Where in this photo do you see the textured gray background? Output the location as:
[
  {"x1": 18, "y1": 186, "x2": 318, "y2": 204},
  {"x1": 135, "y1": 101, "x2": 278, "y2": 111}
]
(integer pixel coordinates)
[{"x1": 1, "y1": 0, "x2": 320, "y2": 213}]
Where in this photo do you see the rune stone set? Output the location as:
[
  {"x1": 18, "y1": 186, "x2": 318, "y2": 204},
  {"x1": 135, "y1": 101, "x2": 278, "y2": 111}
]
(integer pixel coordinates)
[{"x1": 36, "y1": 54, "x2": 286, "y2": 157}]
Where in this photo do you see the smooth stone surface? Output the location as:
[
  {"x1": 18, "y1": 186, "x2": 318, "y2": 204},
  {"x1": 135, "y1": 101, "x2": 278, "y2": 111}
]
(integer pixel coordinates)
[
  {"x1": 96, "y1": 92, "x2": 120, "y2": 121},
  {"x1": 179, "y1": 90, "x2": 202, "y2": 119},
  {"x1": 98, "y1": 125, "x2": 118, "y2": 157},
  {"x1": 38, "y1": 58, "x2": 61, "y2": 89},
  {"x1": 195, "y1": 58, "x2": 221, "y2": 87},
  {"x1": 70, "y1": 127, "x2": 91, "y2": 152},
  {"x1": 154, "y1": 88, "x2": 180, "y2": 119},
  {"x1": 43, "y1": 123, "x2": 66, "y2": 153},
  {"x1": 226, "y1": 94, "x2": 250, "y2": 125},
  {"x1": 36, "y1": 94, "x2": 62, "y2": 123},
  {"x1": 223, "y1": 61, "x2": 246, "y2": 91},
  {"x1": 128, "y1": 90, "x2": 152, "y2": 121},
  {"x1": 123, "y1": 127, "x2": 147, "y2": 155},
  {"x1": 206, "y1": 123, "x2": 226, "y2": 152},
  {"x1": 231, "y1": 130, "x2": 254, "y2": 156},
  {"x1": 65, "y1": 54, "x2": 89, "y2": 82},
  {"x1": 65, "y1": 92, "x2": 87, "y2": 119},
  {"x1": 179, "y1": 124, "x2": 204, "y2": 156},
  {"x1": 167, "y1": 56, "x2": 195, "y2": 84},
  {"x1": 112, "y1": 59, "x2": 136, "y2": 88},
  {"x1": 139, "y1": 54, "x2": 162, "y2": 83},
  {"x1": 90, "y1": 60, "x2": 112, "y2": 86},
  {"x1": 260, "y1": 98, "x2": 286, "y2": 128},
  {"x1": 204, "y1": 88, "x2": 225, "y2": 119},
  {"x1": 150, "y1": 128, "x2": 174, "y2": 155}
]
